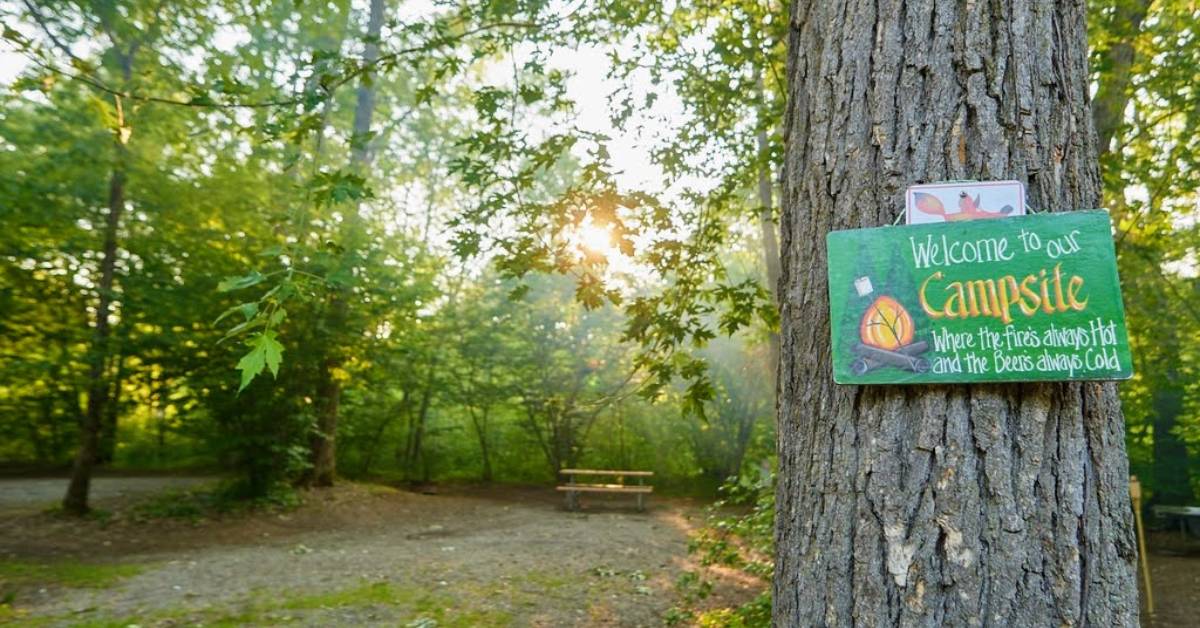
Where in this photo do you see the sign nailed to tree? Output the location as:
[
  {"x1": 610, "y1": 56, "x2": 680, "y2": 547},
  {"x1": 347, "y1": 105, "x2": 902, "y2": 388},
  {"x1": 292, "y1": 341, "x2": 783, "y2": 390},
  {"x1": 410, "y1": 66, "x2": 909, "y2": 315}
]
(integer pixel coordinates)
[{"x1": 826, "y1": 211, "x2": 1133, "y2": 384}]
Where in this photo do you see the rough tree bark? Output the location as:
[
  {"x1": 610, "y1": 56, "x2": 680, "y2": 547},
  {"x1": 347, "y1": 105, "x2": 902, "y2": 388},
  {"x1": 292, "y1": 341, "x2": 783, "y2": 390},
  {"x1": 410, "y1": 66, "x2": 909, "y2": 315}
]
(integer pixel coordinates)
[{"x1": 775, "y1": 0, "x2": 1138, "y2": 625}]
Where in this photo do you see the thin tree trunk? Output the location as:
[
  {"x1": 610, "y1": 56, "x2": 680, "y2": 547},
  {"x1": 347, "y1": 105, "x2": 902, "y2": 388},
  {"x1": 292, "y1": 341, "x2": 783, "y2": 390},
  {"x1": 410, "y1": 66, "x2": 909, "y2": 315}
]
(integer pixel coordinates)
[
  {"x1": 63, "y1": 77, "x2": 130, "y2": 513},
  {"x1": 467, "y1": 406, "x2": 494, "y2": 482},
  {"x1": 732, "y1": 404, "x2": 755, "y2": 478},
  {"x1": 775, "y1": 0, "x2": 1138, "y2": 624},
  {"x1": 297, "y1": 8, "x2": 349, "y2": 488},
  {"x1": 63, "y1": 159, "x2": 125, "y2": 513},
  {"x1": 1091, "y1": 0, "x2": 1152, "y2": 157},
  {"x1": 308, "y1": 0, "x2": 386, "y2": 486},
  {"x1": 405, "y1": 367, "x2": 436, "y2": 482},
  {"x1": 361, "y1": 397, "x2": 404, "y2": 476},
  {"x1": 617, "y1": 406, "x2": 626, "y2": 469},
  {"x1": 350, "y1": 0, "x2": 385, "y2": 167},
  {"x1": 756, "y1": 75, "x2": 782, "y2": 385},
  {"x1": 308, "y1": 354, "x2": 341, "y2": 486},
  {"x1": 98, "y1": 351, "x2": 125, "y2": 465}
]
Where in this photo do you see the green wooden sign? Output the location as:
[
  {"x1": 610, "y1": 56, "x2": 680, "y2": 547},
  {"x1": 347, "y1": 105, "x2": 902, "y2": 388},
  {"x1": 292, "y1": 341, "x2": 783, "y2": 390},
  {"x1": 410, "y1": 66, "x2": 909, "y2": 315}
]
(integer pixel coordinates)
[{"x1": 826, "y1": 211, "x2": 1132, "y2": 384}]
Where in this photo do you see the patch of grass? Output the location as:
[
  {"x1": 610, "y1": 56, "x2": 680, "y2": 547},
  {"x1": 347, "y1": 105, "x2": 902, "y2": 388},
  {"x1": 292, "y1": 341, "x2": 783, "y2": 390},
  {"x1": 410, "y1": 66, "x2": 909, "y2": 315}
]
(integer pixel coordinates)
[
  {"x1": 523, "y1": 571, "x2": 571, "y2": 590},
  {"x1": 692, "y1": 594, "x2": 771, "y2": 628},
  {"x1": 359, "y1": 482, "x2": 401, "y2": 496},
  {"x1": 0, "y1": 559, "x2": 145, "y2": 625},
  {"x1": 54, "y1": 580, "x2": 514, "y2": 627},
  {"x1": 132, "y1": 489, "x2": 211, "y2": 520},
  {"x1": 278, "y1": 581, "x2": 409, "y2": 610},
  {"x1": 271, "y1": 581, "x2": 512, "y2": 627},
  {"x1": 0, "y1": 603, "x2": 57, "y2": 628},
  {"x1": 0, "y1": 559, "x2": 145, "y2": 589},
  {"x1": 56, "y1": 618, "x2": 153, "y2": 628},
  {"x1": 40, "y1": 505, "x2": 115, "y2": 527}
]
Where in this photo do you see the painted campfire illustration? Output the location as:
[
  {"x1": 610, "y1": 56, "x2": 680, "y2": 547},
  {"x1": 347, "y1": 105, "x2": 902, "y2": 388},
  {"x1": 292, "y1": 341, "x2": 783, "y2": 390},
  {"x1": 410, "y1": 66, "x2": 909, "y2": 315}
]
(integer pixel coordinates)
[{"x1": 850, "y1": 276, "x2": 931, "y2": 376}]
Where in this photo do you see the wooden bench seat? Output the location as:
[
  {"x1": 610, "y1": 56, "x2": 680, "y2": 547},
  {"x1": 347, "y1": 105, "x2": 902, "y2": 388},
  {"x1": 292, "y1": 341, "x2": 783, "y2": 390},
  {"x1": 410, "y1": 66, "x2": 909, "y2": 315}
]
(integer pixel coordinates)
[
  {"x1": 557, "y1": 469, "x2": 654, "y2": 511},
  {"x1": 561, "y1": 468, "x2": 654, "y2": 477},
  {"x1": 556, "y1": 484, "x2": 654, "y2": 493}
]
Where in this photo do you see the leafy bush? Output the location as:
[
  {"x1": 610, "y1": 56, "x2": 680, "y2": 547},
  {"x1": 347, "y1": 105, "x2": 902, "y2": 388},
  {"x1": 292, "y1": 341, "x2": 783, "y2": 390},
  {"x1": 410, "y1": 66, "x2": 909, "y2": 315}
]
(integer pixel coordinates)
[
  {"x1": 132, "y1": 482, "x2": 302, "y2": 522},
  {"x1": 668, "y1": 465, "x2": 775, "y2": 626}
]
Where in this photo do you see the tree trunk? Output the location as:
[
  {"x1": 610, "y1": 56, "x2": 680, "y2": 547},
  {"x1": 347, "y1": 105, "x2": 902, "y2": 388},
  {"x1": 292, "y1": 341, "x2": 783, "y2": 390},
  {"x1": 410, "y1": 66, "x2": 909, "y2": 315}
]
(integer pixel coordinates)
[
  {"x1": 404, "y1": 371, "x2": 435, "y2": 482},
  {"x1": 307, "y1": 354, "x2": 341, "y2": 486},
  {"x1": 98, "y1": 351, "x2": 125, "y2": 465},
  {"x1": 468, "y1": 406, "x2": 494, "y2": 482},
  {"x1": 757, "y1": 76, "x2": 782, "y2": 385},
  {"x1": 350, "y1": 0, "x2": 385, "y2": 167},
  {"x1": 63, "y1": 142, "x2": 126, "y2": 514},
  {"x1": 360, "y1": 396, "x2": 404, "y2": 476},
  {"x1": 1091, "y1": 0, "x2": 1152, "y2": 157},
  {"x1": 307, "y1": 0, "x2": 386, "y2": 486},
  {"x1": 775, "y1": 0, "x2": 1138, "y2": 625},
  {"x1": 63, "y1": 31, "x2": 136, "y2": 513}
]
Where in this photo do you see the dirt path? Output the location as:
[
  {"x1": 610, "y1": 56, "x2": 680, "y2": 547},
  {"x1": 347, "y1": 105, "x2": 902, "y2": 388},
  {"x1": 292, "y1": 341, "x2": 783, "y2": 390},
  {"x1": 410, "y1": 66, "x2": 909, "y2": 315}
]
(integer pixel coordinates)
[
  {"x1": 0, "y1": 483, "x2": 756, "y2": 627},
  {"x1": 1142, "y1": 532, "x2": 1200, "y2": 628},
  {"x1": 2, "y1": 479, "x2": 1195, "y2": 625}
]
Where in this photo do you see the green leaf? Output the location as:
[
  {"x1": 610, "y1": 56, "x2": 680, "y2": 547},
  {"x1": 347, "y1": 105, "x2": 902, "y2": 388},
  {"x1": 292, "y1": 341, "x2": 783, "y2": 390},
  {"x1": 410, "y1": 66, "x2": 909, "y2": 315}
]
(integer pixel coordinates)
[
  {"x1": 3, "y1": 26, "x2": 29, "y2": 49},
  {"x1": 213, "y1": 302, "x2": 257, "y2": 326},
  {"x1": 218, "y1": 270, "x2": 266, "y2": 292},
  {"x1": 507, "y1": 283, "x2": 530, "y2": 300},
  {"x1": 349, "y1": 130, "x2": 376, "y2": 152},
  {"x1": 219, "y1": 317, "x2": 265, "y2": 343},
  {"x1": 236, "y1": 331, "x2": 284, "y2": 392},
  {"x1": 308, "y1": 170, "x2": 372, "y2": 207},
  {"x1": 70, "y1": 57, "x2": 97, "y2": 74},
  {"x1": 235, "y1": 343, "x2": 264, "y2": 392},
  {"x1": 327, "y1": 266, "x2": 353, "y2": 287},
  {"x1": 260, "y1": 332, "x2": 284, "y2": 378}
]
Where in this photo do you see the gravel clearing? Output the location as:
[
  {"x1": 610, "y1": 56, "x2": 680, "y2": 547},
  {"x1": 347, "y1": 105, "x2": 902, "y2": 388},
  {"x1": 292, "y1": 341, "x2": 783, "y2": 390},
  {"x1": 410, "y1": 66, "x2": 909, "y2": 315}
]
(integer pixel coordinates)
[{"x1": 0, "y1": 482, "x2": 747, "y2": 626}]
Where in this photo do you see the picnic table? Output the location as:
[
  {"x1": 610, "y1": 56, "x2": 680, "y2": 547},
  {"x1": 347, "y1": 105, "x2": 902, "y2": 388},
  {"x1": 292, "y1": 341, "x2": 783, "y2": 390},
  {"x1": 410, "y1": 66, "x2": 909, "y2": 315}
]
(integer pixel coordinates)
[
  {"x1": 557, "y1": 469, "x2": 653, "y2": 512},
  {"x1": 1153, "y1": 505, "x2": 1200, "y2": 538}
]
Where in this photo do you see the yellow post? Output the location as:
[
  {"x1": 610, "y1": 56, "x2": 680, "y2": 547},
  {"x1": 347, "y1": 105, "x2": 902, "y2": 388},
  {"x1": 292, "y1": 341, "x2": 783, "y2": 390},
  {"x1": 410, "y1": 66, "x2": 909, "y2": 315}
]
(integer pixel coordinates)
[{"x1": 1130, "y1": 475, "x2": 1153, "y2": 616}]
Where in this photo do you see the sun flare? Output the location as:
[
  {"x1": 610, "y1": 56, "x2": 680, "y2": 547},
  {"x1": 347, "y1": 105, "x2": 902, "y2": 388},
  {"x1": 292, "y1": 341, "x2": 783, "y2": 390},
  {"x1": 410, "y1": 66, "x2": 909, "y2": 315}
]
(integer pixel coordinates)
[{"x1": 574, "y1": 221, "x2": 616, "y2": 258}]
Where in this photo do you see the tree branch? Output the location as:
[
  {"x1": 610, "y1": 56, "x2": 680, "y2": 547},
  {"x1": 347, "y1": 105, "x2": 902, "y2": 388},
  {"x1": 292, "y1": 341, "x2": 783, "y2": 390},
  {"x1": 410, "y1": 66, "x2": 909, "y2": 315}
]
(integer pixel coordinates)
[{"x1": 17, "y1": 13, "x2": 543, "y2": 111}]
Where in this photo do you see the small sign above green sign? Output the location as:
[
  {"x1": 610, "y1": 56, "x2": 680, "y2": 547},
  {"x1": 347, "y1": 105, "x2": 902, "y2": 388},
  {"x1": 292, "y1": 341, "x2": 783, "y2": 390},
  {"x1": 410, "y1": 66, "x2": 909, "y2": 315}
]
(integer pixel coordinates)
[{"x1": 826, "y1": 211, "x2": 1132, "y2": 384}]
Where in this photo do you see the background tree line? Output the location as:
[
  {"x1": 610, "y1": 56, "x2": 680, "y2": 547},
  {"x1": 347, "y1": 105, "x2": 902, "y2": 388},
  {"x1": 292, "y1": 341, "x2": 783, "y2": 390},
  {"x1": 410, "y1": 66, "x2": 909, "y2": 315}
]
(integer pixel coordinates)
[
  {"x1": 0, "y1": 0, "x2": 1197, "y2": 519},
  {"x1": 0, "y1": 0, "x2": 779, "y2": 509}
]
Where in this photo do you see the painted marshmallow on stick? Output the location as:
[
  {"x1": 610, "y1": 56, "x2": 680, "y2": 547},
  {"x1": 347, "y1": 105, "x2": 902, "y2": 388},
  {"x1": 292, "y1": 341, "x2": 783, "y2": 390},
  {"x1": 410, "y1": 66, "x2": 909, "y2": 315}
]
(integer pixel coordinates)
[{"x1": 849, "y1": 276, "x2": 930, "y2": 376}]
